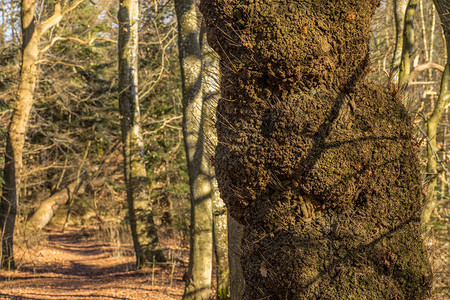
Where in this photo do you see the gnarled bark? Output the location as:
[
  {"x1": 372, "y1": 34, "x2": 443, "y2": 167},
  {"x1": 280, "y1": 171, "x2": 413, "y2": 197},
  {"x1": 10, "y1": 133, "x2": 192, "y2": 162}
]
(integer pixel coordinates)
[{"x1": 201, "y1": 0, "x2": 432, "y2": 298}]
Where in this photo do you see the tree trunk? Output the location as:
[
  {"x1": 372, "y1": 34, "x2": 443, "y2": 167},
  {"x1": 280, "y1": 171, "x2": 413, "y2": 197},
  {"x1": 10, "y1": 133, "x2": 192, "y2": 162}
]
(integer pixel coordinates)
[
  {"x1": 398, "y1": 0, "x2": 419, "y2": 92},
  {"x1": 202, "y1": 40, "x2": 230, "y2": 299},
  {"x1": 0, "y1": 0, "x2": 84, "y2": 271},
  {"x1": 423, "y1": 0, "x2": 450, "y2": 224},
  {"x1": 28, "y1": 181, "x2": 86, "y2": 230},
  {"x1": 201, "y1": 0, "x2": 432, "y2": 298},
  {"x1": 175, "y1": 1, "x2": 213, "y2": 299},
  {"x1": 391, "y1": 0, "x2": 409, "y2": 81},
  {"x1": 0, "y1": 0, "x2": 39, "y2": 270},
  {"x1": 118, "y1": 0, "x2": 165, "y2": 267},
  {"x1": 432, "y1": 0, "x2": 450, "y2": 60},
  {"x1": 212, "y1": 179, "x2": 229, "y2": 299},
  {"x1": 228, "y1": 215, "x2": 244, "y2": 300}
]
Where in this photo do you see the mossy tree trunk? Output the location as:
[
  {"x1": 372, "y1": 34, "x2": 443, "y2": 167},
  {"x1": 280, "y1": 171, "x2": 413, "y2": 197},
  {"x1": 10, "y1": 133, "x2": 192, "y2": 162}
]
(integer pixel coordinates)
[
  {"x1": 0, "y1": 0, "x2": 83, "y2": 270},
  {"x1": 118, "y1": 0, "x2": 165, "y2": 267},
  {"x1": 391, "y1": 0, "x2": 409, "y2": 81},
  {"x1": 201, "y1": 0, "x2": 432, "y2": 299},
  {"x1": 423, "y1": 0, "x2": 450, "y2": 224},
  {"x1": 174, "y1": 1, "x2": 213, "y2": 299},
  {"x1": 202, "y1": 40, "x2": 230, "y2": 299}
]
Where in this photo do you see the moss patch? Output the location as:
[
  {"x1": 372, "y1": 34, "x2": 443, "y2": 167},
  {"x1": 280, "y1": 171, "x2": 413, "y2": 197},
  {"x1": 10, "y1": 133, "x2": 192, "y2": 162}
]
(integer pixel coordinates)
[{"x1": 200, "y1": 0, "x2": 432, "y2": 298}]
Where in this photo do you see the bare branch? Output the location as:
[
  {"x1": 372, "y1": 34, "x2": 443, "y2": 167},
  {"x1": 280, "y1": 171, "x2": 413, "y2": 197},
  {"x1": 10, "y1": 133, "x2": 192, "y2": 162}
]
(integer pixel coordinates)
[
  {"x1": 37, "y1": 0, "x2": 85, "y2": 35},
  {"x1": 409, "y1": 62, "x2": 446, "y2": 82},
  {"x1": 36, "y1": 59, "x2": 86, "y2": 70},
  {"x1": 40, "y1": 36, "x2": 117, "y2": 53}
]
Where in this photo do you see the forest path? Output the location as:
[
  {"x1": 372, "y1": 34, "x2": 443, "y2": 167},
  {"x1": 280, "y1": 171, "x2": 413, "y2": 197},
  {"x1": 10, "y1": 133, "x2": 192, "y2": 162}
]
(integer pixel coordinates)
[{"x1": 0, "y1": 226, "x2": 185, "y2": 300}]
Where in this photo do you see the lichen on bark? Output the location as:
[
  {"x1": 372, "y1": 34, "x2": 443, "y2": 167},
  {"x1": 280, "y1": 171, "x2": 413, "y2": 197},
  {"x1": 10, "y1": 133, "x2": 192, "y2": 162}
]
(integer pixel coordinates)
[{"x1": 200, "y1": 0, "x2": 432, "y2": 298}]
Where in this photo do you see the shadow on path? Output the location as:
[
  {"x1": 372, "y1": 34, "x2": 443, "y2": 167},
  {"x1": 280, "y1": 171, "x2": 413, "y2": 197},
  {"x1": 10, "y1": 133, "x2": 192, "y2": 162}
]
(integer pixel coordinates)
[{"x1": 0, "y1": 225, "x2": 186, "y2": 299}]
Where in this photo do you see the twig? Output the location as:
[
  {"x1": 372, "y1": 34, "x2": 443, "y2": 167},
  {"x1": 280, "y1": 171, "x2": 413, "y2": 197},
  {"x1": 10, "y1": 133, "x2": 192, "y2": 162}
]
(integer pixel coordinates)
[
  {"x1": 40, "y1": 36, "x2": 117, "y2": 53},
  {"x1": 36, "y1": 59, "x2": 86, "y2": 70}
]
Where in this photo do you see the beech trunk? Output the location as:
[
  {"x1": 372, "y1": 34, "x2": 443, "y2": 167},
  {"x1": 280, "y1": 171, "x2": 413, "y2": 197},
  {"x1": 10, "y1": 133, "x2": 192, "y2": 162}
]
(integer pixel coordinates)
[{"x1": 118, "y1": 0, "x2": 165, "y2": 267}]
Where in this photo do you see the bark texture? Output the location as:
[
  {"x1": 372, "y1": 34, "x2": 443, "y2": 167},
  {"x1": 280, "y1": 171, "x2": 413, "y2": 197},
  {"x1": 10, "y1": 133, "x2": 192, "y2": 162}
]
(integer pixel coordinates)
[
  {"x1": 175, "y1": 1, "x2": 213, "y2": 299},
  {"x1": 200, "y1": 1, "x2": 432, "y2": 299},
  {"x1": 118, "y1": 0, "x2": 165, "y2": 267}
]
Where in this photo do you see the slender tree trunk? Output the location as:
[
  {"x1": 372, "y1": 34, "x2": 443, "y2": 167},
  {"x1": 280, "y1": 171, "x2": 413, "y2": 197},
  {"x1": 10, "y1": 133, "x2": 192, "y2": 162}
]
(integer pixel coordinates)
[
  {"x1": 202, "y1": 40, "x2": 230, "y2": 299},
  {"x1": 423, "y1": 0, "x2": 450, "y2": 224},
  {"x1": 212, "y1": 179, "x2": 229, "y2": 299},
  {"x1": 175, "y1": 1, "x2": 214, "y2": 298},
  {"x1": 0, "y1": 0, "x2": 84, "y2": 271},
  {"x1": 228, "y1": 215, "x2": 244, "y2": 300},
  {"x1": 432, "y1": 0, "x2": 450, "y2": 60},
  {"x1": 398, "y1": 0, "x2": 419, "y2": 91},
  {"x1": 118, "y1": 0, "x2": 165, "y2": 267},
  {"x1": 0, "y1": 0, "x2": 39, "y2": 270},
  {"x1": 201, "y1": 0, "x2": 431, "y2": 298},
  {"x1": 391, "y1": 0, "x2": 409, "y2": 81}
]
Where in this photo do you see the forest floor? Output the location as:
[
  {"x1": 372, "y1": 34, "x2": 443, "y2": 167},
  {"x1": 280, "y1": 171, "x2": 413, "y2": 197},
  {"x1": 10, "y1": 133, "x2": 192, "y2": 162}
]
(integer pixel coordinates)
[
  {"x1": 0, "y1": 205, "x2": 448, "y2": 300},
  {"x1": 0, "y1": 225, "x2": 187, "y2": 299}
]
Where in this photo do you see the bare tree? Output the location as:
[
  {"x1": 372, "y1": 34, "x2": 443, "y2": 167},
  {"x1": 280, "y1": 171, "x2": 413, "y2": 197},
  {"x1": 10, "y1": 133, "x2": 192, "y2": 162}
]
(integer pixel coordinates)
[
  {"x1": 0, "y1": 0, "x2": 84, "y2": 270},
  {"x1": 391, "y1": 0, "x2": 409, "y2": 81},
  {"x1": 174, "y1": 0, "x2": 213, "y2": 298},
  {"x1": 423, "y1": 0, "x2": 450, "y2": 223},
  {"x1": 118, "y1": 0, "x2": 165, "y2": 267},
  {"x1": 399, "y1": 0, "x2": 419, "y2": 92},
  {"x1": 202, "y1": 39, "x2": 230, "y2": 299}
]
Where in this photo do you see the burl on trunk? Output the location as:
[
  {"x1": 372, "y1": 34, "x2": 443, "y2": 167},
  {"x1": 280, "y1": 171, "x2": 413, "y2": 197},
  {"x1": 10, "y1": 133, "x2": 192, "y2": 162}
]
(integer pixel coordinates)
[{"x1": 200, "y1": 1, "x2": 432, "y2": 299}]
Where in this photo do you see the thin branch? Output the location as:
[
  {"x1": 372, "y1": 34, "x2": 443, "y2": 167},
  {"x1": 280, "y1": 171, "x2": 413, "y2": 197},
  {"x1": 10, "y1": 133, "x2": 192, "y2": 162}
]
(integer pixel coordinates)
[
  {"x1": 40, "y1": 36, "x2": 117, "y2": 53},
  {"x1": 36, "y1": 59, "x2": 85, "y2": 70},
  {"x1": 409, "y1": 62, "x2": 445, "y2": 82},
  {"x1": 37, "y1": 0, "x2": 85, "y2": 35},
  {"x1": 417, "y1": 126, "x2": 449, "y2": 175}
]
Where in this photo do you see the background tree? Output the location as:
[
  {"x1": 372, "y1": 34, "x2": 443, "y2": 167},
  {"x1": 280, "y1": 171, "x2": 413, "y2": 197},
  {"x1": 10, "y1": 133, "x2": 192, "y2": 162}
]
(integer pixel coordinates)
[
  {"x1": 174, "y1": 0, "x2": 213, "y2": 298},
  {"x1": 175, "y1": 0, "x2": 233, "y2": 298},
  {"x1": 202, "y1": 39, "x2": 229, "y2": 299},
  {"x1": 423, "y1": 0, "x2": 450, "y2": 223},
  {"x1": 399, "y1": 0, "x2": 419, "y2": 92},
  {"x1": 118, "y1": 0, "x2": 165, "y2": 267},
  {"x1": 1, "y1": 0, "x2": 84, "y2": 270},
  {"x1": 391, "y1": 0, "x2": 409, "y2": 81},
  {"x1": 201, "y1": 0, "x2": 431, "y2": 298}
]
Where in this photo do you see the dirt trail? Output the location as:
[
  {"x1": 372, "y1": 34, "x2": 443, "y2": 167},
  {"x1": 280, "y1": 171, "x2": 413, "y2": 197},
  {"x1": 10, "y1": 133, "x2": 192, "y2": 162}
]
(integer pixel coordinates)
[{"x1": 0, "y1": 226, "x2": 185, "y2": 300}]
